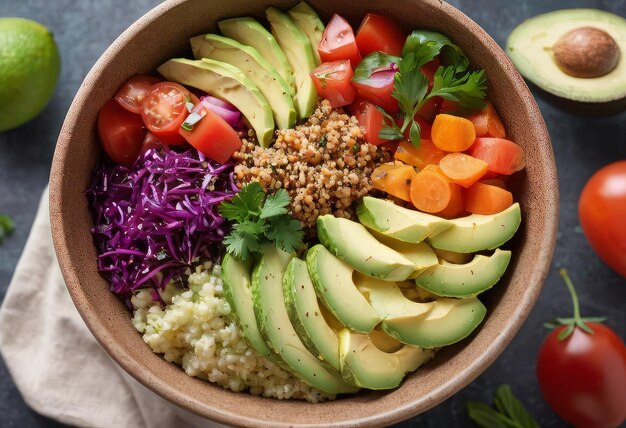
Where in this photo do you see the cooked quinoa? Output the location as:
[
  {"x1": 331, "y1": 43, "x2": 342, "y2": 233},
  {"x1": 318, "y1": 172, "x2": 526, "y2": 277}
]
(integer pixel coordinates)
[
  {"x1": 233, "y1": 100, "x2": 390, "y2": 229},
  {"x1": 131, "y1": 262, "x2": 335, "y2": 402}
]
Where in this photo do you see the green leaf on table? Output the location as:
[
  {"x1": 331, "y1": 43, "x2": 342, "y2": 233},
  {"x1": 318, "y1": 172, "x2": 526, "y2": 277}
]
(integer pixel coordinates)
[
  {"x1": 0, "y1": 214, "x2": 15, "y2": 244},
  {"x1": 467, "y1": 385, "x2": 539, "y2": 428}
]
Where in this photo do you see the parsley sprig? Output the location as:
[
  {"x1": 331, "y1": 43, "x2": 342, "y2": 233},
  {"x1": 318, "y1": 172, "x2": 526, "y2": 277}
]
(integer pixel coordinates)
[
  {"x1": 379, "y1": 31, "x2": 487, "y2": 147},
  {"x1": 0, "y1": 214, "x2": 15, "y2": 245},
  {"x1": 219, "y1": 182, "x2": 304, "y2": 261},
  {"x1": 467, "y1": 385, "x2": 539, "y2": 428}
]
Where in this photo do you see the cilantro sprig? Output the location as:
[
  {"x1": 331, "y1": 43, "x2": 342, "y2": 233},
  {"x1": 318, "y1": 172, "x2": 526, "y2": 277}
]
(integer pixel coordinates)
[
  {"x1": 0, "y1": 214, "x2": 15, "y2": 245},
  {"x1": 219, "y1": 182, "x2": 304, "y2": 261},
  {"x1": 379, "y1": 31, "x2": 487, "y2": 147},
  {"x1": 467, "y1": 385, "x2": 539, "y2": 428}
]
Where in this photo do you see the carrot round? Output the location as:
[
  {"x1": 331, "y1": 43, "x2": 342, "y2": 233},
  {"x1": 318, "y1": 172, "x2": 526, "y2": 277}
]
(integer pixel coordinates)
[
  {"x1": 372, "y1": 163, "x2": 416, "y2": 202},
  {"x1": 431, "y1": 114, "x2": 476, "y2": 152},
  {"x1": 435, "y1": 182, "x2": 464, "y2": 218},
  {"x1": 394, "y1": 139, "x2": 446, "y2": 170},
  {"x1": 410, "y1": 164, "x2": 461, "y2": 214},
  {"x1": 464, "y1": 182, "x2": 513, "y2": 215},
  {"x1": 439, "y1": 153, "x2": 488, "y2": 188}
]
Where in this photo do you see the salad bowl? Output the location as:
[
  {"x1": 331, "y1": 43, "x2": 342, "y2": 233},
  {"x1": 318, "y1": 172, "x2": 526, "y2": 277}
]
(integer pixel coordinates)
[{"x1": 49, "y1": 0, "x2": 557, "y2": 426}]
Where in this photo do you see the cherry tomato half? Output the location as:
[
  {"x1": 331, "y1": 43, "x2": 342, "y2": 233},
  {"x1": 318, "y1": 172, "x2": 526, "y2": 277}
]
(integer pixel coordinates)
[
  {"x1": 579, "y1": 161, "x2": 626, "y2": 278},
  {"x1": 98, "y1": 99, "x2": 146, "y2": 167},
  {"x1": 114, "y1": 75, "x2": 162, "y2": 114},
  {"x1": 310, "y1": 60, "x2": 357, "y2": 108},
  {"x1": 355, "y1": 14, "x2": 405, "y2": 57},
  {"x1": 537, "y1": 323, "x2": 626, "y2": 428},
  {"x1": 318, "y1": 14, "x2": 361, "y2": 66},
  {"x1": 141, "y1": 82, "x2": 193, "y2": 145}
]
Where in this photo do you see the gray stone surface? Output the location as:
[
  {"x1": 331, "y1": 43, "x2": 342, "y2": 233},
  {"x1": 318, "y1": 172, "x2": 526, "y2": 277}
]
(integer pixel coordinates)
[{"x1": 0, "y1": 0, "x2": 625, "y2": 426}]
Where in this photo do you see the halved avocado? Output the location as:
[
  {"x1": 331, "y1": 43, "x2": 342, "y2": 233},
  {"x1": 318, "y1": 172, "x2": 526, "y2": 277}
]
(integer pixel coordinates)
[
  {"x1": 415, "y1": 249, "x2": 512, "y2": 297},
  {"x1": 190, "y1": 34, "x2": 296, "y2": 129},
  {"x1": 218, "y1": 17, "x2": 295, "y2": 95},
  {"x1": 221, "y1": 254, "x2": 276, "y2": 363},
  {"x1": 283, "y1": 257, "x2": 341, "y2": 371},
  {"x1": 339, "y1": 329, "x2": 434, "y2": 390},
  {"x1": 251, "y1": 244, "x2": 357, "y2": 394},
  {"x1": 306, "y1": 244, "x2": 382, "y2": 333},
  {"x1": 427, "y1": 203, "x2": 521, "y2": 253},
  {"x1": 507, "y1": 9, "x2": 626, "y2": 114},
  {"x1": 157, "y1": 58, "x2": 274, "y2": 147}
]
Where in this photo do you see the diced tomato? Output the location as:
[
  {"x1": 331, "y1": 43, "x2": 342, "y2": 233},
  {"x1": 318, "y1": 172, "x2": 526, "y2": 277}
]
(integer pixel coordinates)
[
  {"x1": 114, "y1": 75, "x2": 162, "y2": 114},
  {"x1": 310, "y1": 60, "x2": 357, "y2": 108},
  {"x1": 468, "y1": 102, "x2": 506, "y2": 138},
  {"x1": 371, "y1": 163, "x2": 416, "y2": 201},
  {"x1": 355, "y1": 14, "x2": 405, "y2": 57},
  {"x1": 141, "y1": 131, "x2": 161, "y2": 154},
  {"x1": 468, "y1": 137, "x2": 525, "y2": 175},
  {"x1": 350, "y1": 99, "x2": 387, "y2": 145},
  {"x1": 439, "y1": 99, "x2": 459, "y2": 114},
  {"x1": 421, "y1": 58, "x2": 440, "y2": 87},
  {"x1": 464, "y1": 182, "x2": 513, "y2": 215},
  {"x1": 415, "y1": 96, "x2": 441, "y2": 121},
  {"x1": 98, "y1": 99, "x2": 146, "y2": 167},
  {"x1": 141, "y1": 82, "x2": 195, "y2": 145},
  {"x1": 318, "y1": 14, "x2": 361, "y2": 65},
  {"x1": 351, "y1": 70, "x2": 398, "y2": 113},
  {"x1": 179, "y1": 104, "x2": 241, "y2": 164}
]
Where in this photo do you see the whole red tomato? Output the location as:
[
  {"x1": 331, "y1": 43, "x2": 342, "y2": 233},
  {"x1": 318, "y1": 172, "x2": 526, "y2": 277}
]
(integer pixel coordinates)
[
  {"x1": 537, "y1": 270, "x2": 626, "y2": 428},
  {"x1": 579, "y1": 161, "x2": 626, "y2": 278}
]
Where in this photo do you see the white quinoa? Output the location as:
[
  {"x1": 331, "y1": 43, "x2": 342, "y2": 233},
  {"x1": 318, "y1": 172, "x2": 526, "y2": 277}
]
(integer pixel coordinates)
[{"x1": 131, "y1": 262, "x2": 335, "y2": 402}]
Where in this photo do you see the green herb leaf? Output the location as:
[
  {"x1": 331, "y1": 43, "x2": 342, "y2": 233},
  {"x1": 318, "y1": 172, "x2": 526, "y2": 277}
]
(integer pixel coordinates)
[
  {"x1": 403, "y1": 29, "x2": 469, "y2": 73},
  {"x1": 318, "y1": 135, "x2": 328, "y2": 147},
  {"x1": 409, "y1": 121, "x2": 421, "y2": 148},
  {"x1": 378, "y1": 127, "x2": 404, "y2": 141},
  {"x1": 265, "y1": 216, "x2": 304, "y2": 254},
  {"x1": 430, "y1": 66, "x2": 487, "y2": 110},
  {"x1": 0, "y1": 214, "x2": 15, "y2": 244},
  {"x1": 493, "y1": 385, "x2": 540, "y2": 428},
  {"x1": 392, "y1": 53, "x2": 429, "y2": 115},
  {"x1": 219, "y1": 182, "x2": 265, "y2": 222},
  {"x1": 260, "y1": 189, "x2": 290, "y2": 219}
]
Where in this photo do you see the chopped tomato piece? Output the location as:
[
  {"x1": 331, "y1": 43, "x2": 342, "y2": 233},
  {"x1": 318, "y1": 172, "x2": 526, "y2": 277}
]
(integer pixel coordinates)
[
  {"x1": 179, "y1": 105, "x2": 241, "y2": 164},
  {"x1": 318, "y1": 14, "x2": 361, "y2": 65},
  {"x1": 415, "y1": 96, "x2": 441, "y2": 121},
  {"x1": 468, "y1": 102, "x2": 506, "y2": 138},
  {"x1": 464, "y1": 182, "x2": 513, "y2": 214},
  {"x1": 98, "y1": 99, "x2": 146, "y2": 167},
  {"x1": 468, "y1": 137, "x2": 525, "y2": 175},
  {"x1": 439, "y1": 99, "x2": 459, "y2": 114},
  {"x1": 350, "y1": 99, "x2": 386, "y2": 145},
  {"x1": 421, "y1": 58, "x2": 440, "y2": 87},
  {"x1": 114, "y1": 75, "x2": 162, "y2": 114},
  {"x1": 310, "y1": 60, "x2": 357, "y2": 108},
  {"x1": 141, "y1": 82, "x2": 194, "y2": 145},
  {"x1": 351, "y1": 74, "x2": 398, "y2": 113},
  {"x1": 355, "y1": 14, "x2": 405, "y2": 57},
  {"x1": 371, "y1": 163, "x2": 416, "y2": 201},
  {"x1": 394, "y1": 139, "x2": 445, "y2": 170}
]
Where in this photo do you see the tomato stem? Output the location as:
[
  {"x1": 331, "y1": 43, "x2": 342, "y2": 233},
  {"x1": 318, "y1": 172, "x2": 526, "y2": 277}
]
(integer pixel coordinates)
[{"x1": 559, "y1": 268, "x2": 582, "y2": 322}]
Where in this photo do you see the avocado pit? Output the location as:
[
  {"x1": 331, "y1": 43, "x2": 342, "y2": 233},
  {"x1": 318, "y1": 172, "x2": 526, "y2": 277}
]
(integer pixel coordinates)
[{"x1": 552, "y1": 27, "x2": 620, "y2": 78}]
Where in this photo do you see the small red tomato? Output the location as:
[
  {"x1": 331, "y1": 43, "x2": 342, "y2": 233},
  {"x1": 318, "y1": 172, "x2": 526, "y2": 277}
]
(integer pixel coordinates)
[
  {"x1": 141, "y1": 82, "x2": 194, "y2": 145},
  {"x1": 310, "y1": 60, "x2": 357, "y2": 108},
  {"x1": 537, "y1": 269, "x2": 626, "y2": 428},
  {"x1": 318, "y1": 14, "x2": 361, "y2": 65},
  {"x1": 114, "y1": 74, "x2": 162, "y2": 114},
  {"x1": 579, "y1": 161, "x2": 626, "y2": 278},
  {"x1": 349, "y1": 98, "x2": 386, "y2": 145},
  {"x1": 98, "y1": 99, "x2": 146, "y2": 167},
  {"x1": 355, "y1": 14, "x2": 405, "y2": 57}
]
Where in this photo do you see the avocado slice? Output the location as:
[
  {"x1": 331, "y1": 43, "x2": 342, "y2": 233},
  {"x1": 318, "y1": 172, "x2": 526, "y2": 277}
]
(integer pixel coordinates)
[
  {"x1": 157, "y1": 58, "x2": 274, "y2": 147},
  {"x1": 427, "y1": 203, "x2": 521, "y2": 253},
  {"x1": 283, "y1": 257, "x2": 341, "y2": 371},
  {"x1": 190, "y1": 34, "x2": 296, "y2": 129},
  {"x1": 221, "y1": 254, "x2": 277, "y2": 363},
  {"x1": 306, "y1": 244, "x2": 382, "y2": 333},
  {"x1": 317, "y1": 215, "x2": 418, "y2": 281},
  {"x1": 360, "y1": 276, "x2": 487, "y2": 348},
  {"x1": 338, "y1": 329, "x2": 434, "y2": 390},
  {"x1": 357, "y1": 196, "x2": 453, "y2": 243},
  {"x1": 251, "y1": 244, "x2": 357, "y2": 394},
  {"x1": 434, "y1": 248, "x2": 473, "y2": 264},
  {"x1": 218, "y1": 17, "x2": 295, "y2": 96},
  {"x1": 415, "y1": 249, "x2": 512, "y2": 298},
  {"x1": 369, "y1": 230, "x2": 439, "y2": 278},
  {"x1": 288, "y1": 1, "x2": 325, "y2": 66},
  {"x1": 506, "y1": 9, "x2": 626, "y2": 105},
  {"x1": 266, "y1": 7, "x2": 319, "y2": 119}
]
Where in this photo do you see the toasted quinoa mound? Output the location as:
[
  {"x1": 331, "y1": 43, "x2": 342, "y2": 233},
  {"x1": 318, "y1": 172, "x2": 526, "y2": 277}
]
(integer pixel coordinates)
[
  {"x1": 233, "y1": 100, "x2": 390, "y2": 229},
  {"x1": 131, "y1": 262, "x2": 335, "y2": 402}
]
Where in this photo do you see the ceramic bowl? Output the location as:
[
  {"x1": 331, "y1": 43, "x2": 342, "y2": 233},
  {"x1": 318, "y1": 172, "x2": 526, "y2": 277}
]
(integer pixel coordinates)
[{"x1": 49, "y1": 0, "x2": 558, "y2": 426}]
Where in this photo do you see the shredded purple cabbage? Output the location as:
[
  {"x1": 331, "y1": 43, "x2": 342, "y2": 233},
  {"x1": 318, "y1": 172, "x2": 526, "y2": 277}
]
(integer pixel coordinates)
[{"x1": 87, "y1": 145, "x2": 238, "y2": 302}]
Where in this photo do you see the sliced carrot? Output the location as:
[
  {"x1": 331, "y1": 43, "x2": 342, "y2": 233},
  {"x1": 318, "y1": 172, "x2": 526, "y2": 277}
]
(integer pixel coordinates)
[
  {"x1": 434, "y1": 183, "x2": 464, "y2": 218},
  {"x1": 371, "y1": 163, "x2": 417, "y2": 202},
  {"x1": 431, "y1": 114, "x2": 476, "y2": 152},
  {"x1": 464, "y1": 182, "x2": 513, "y2": 215},
  {"x1": 394, "y1": 139, "x2": 446, "y2": 170},
  {"x1": 439, "y1": 153, "x2": 488, "y2": 188},
  {"x1": 410, "y1": 164, "x2": 461, "y2": 214},
  {"x1": 468, "y1": 102, "x2": 506, "y2": 138}
]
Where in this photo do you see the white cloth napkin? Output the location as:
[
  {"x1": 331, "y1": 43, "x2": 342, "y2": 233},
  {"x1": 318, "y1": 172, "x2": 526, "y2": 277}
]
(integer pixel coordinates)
[{"x1": 0, "y1": 189, "x2": 223, "y2": 428}]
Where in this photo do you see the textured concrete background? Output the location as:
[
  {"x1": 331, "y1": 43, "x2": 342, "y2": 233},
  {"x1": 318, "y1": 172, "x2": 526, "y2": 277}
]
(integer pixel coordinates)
[{"x1": 0, "y1": 0, "x2": 625, "y2": 426}]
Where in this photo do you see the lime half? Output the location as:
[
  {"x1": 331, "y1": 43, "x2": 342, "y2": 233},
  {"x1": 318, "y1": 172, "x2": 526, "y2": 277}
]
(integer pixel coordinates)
[{"x1": 0, "y1": 18, "x2": 60, "y2": 132}]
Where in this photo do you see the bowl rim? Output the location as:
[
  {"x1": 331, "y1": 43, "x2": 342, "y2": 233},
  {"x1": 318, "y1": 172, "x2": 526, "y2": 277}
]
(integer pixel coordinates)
[{"x1": 49, "y1": 0, "x2": 558, "y2": 426}]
